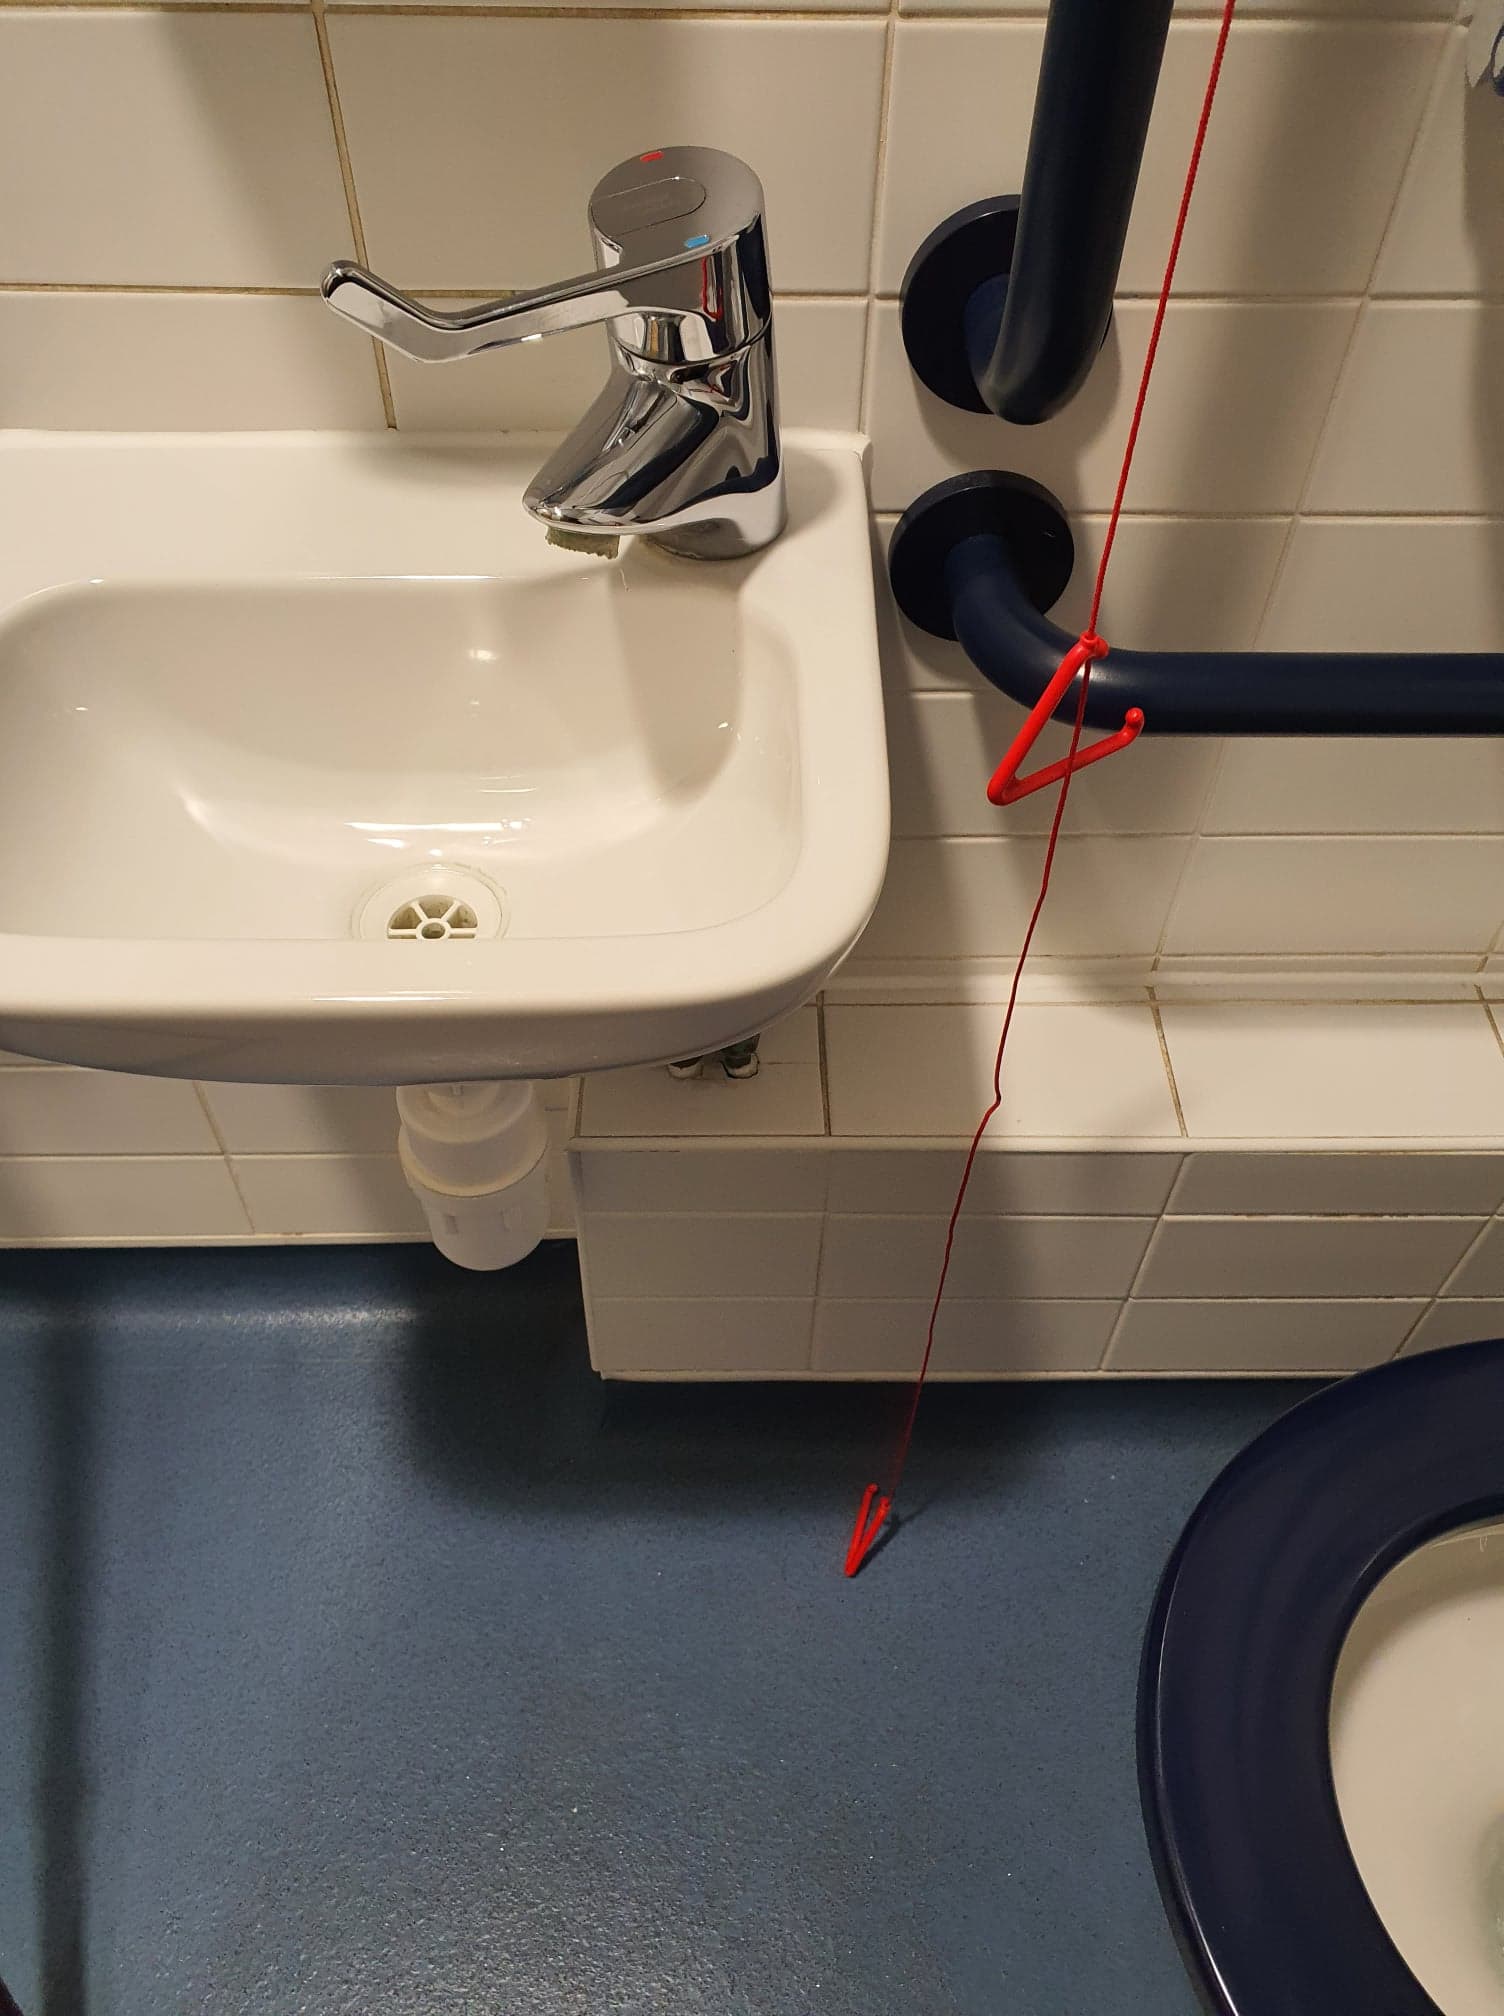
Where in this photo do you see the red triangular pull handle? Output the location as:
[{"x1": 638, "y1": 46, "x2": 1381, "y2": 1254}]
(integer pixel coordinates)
[
  {"x1": 843, "y1": 1482, "x2": 892, "y2": 1578},
  {"x1": 986, "y1": 631, "x2": 1144, "y2": 807}
]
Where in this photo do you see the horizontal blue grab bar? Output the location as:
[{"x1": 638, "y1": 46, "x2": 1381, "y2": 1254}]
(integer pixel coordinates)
[{"x1": 888, "y1": 475, "x2": 1504, "y2": 737}]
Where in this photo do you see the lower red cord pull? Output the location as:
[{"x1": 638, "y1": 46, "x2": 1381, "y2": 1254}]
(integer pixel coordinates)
[
  {"x1": 844, "y1": 1483, "x2": 892, "y2": 1577},
  {"x1": 986, "y1": 631, "x2": 1144, "y2": 806}
]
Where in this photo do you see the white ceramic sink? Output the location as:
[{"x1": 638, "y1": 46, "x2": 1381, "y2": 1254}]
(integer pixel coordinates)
[{"x1": 0, "y1": 432, "x2": 887, "y2": 1083}]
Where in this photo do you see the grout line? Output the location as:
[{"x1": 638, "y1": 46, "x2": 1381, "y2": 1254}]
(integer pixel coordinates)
[
  {"x1": 1149, "y1": 997, "x2": 1189, "y2": 1139},
  {"x1": 867, "y1": 290, "x2": 1370, "y2": 309},
  {"x1": 1149, "y1": 820, "x2": 1217, "y2": 968},
  {"x1": 397, "y1": 284, "x2": 862, "y2": 302},
  {"x1": 318, "y1": 4, "x2": 1456, "y2": 16},
  {"x1": 322, "y1": 3, "x2": 892, "y2": 15},
  {"x1": 1096, "y1": 1292, "x2": 1135, "y2": 1371},
  {"x1": 878, "y1": 502, "x2": 1504, "y2": 526},
  {"x1": 1483, "y1": 1000, "x2": 1504, "y2": 1066},
  {"x1": 815, "y1": 996, "x2": 833, "y2": 1137},
  {"x1": 310, "y1": 0, "x2": 396, "y2": 426},
  {"x1": 190, "y1": 1084, "x2": 259, "y2": 1231},
  {"x1": 1398, "y1": 1211, "x2": 1497, "y2": 1355},
  {"x1": 0, "y1": 282, "x2": 323, "y2": 297},
  {"x1": 0, "y1": 1, "x2": 307, "y2": 9},
  {"x1": 1097, "y1": 1212, "x2": 1169, "y2": 1370},
  {"x1": 857, "y1": 0, "x2": 897, "y2": 433},
  {"x1": 0, "y1": 2, "x2": 1461, "y2": 14}
]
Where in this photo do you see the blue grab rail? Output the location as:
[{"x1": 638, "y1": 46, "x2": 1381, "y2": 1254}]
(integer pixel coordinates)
[{"x1": 888, "y1": 473, "x2": 1504, "y2": 735}]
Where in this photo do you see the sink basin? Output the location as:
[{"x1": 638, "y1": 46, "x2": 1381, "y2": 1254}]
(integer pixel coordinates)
[{"x1": 0, "y1": 432, "x2": 886, "y2": 1082}]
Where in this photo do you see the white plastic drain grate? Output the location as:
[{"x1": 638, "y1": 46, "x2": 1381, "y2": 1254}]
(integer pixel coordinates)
[
  {"x1": 387, "y1": 895, "x2": 480, "y2": 942},
  {"x1": 354, "y1": 866, "x2": 508, "y2": 944}
]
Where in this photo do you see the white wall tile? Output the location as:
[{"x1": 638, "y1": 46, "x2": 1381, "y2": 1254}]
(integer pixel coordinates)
[
  {"x1": 1374, "y1": 29, "x2": 1504, "y2": 297},
  {"x1": 232, "y1": 1154, "x2": 429, "y2": 1238},
  {"x1": 878, "y1": 514, "x2": 1290, "y2": 694},
  {"x1": 579, "y1": 1011, "x2": 823, "y2": 1138},
  {"x1": 1160, "y1": 1004, "x2": 1504, "y2": 1139},
  {"x1": 230, "y1": 1135, "x2": 575, "y2": 1238},
  {"x1": 819, "y1": 1214, "x2": 1153, "y2": 1300},
  {"x1": 885, "y1": 688, "x2": 1219, "y2": 838},
  {"x1": 773, "y1": 299, "x2": 869, "y2": 431},
  {"x1": 1136, "y1": 1215, "x2": 1480, "y2": 1298},
  {"x1": 858, "y1": 836, "x2": 1190, "y2": 962},
  {"x1": 1259, "y1": 519, "x2": 1504, "y2": 655},
  {"x1": 1444, "y1": 1219, "x2": 1504, "y2": 1295},
  {"x1": 0, "y1": 13, "x2": 352, "y2": 285},
  {"x1": 1109, "y1": 1297, "x2": 1424, "y2": 1372},
  {"x1": 574, "y1": 1146, "x2": 829, "y2": 1216},
  {"x1": 200, "y1": 1084, "x2": 399, "y2": 1156},
  {"x1": 0, "y1": 1157, "x2": 249, "y2": 1241},
  {"x1": 1169, "y1": 1151, "x2": 1504, "y2": 1217},
  {"x1": 330, "y1": 18, "x2": 886, "y2": 294},
  {"x1": 866, "y1": 299, "x2": 1357, "y2": 515},
  {"x1": 1120, "y1": 22, "x2": 1441, "y2": 295},
  {"x1": 1304, "y1": 304, "x2": 1504, "y2": 514},
  {"x1": 580, "y1": 1213, "x2": 823, "y2": 1298},
  {"x1": 587, "y1": 1298, "x2": 814, "y2": 1377},
  {"x1": 825, "y1": 1148, "x2": 1181, "y2": 1216},
  {"x1": 879, "y1": 23, "x2": 1438, "y2": 297},
  {"x1": 385, "y1": 315, "x2": 600, "y2": 433},
  {"x1": 386, "y1": 297, "x2": 865, "y2": 434},
  {"x1": 0, "y1": 1071, "x2": 216, "y2": 1155},
  {"x1": 1163, "y1": 836, "x2": 1504, "y2": 955},
  {"x1": 813, "y1": 1298, "x2": 1118, "y2": 1376},
  {"x1": 826, "y1": 1003, "x2": 1181, "y2": 1138},
  {"x1": 0, "y1": 295, "x2": 385, "y2": 433},
  {"x1": 875, "y1": 23, "x2": 1043, "y2": 295},
  {"x1": 1402, "y1": 1299, "x2": 1504, "y2": 1355},
  {"x1": 1202, "y1": 738, "x2": 1504, "y2": 837}
]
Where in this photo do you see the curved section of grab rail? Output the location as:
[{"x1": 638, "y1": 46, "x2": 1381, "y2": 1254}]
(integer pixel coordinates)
[
  {"x1": 889, "y1": 473, "x2": 1504, "y2": 735},
  {"x1": 900, "y1": 0, "x2": 1174, "y2": 425}
]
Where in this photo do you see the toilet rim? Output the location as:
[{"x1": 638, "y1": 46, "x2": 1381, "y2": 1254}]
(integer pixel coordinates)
[{"x1": 1137, "y1": 1334, "x2": 1504, "y2": 2016}]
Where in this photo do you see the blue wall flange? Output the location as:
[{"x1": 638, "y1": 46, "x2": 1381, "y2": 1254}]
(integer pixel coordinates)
[
  {"x1": 887, "y1": 469, "x2": 1074, "y2": 639},
  {"x1": 900, "y1": 197, "x2": 1022, "y2": 415}
]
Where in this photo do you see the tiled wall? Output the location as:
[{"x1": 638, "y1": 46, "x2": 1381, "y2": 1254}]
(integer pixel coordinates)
[
  {"x1": 573, "y1": 992, "x2": 1504, "y2": 1376},
  {"x1": 2, "y1": 0, "x2": 1502, "y2": 1269},
  {"x1": 0, "y1": 1055, "x2": 579, "y2": 1244}
]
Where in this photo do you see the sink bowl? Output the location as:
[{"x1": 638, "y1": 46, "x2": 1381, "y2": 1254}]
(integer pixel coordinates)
[{"x1": 0, "y1": 432, "x2": 886, "y2": 1083}]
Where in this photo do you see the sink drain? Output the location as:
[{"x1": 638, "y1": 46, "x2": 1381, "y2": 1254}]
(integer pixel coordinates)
[
  {"x1": 388, "y1": 894, "x2": 479, "y2": 942},
  {"x1": 355, "y1": 866, "x2": 508, "y2": 944}
]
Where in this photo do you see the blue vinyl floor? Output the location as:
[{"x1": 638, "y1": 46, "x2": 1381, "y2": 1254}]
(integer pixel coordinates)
[{"x1": 0, "y1": 1243, "x2": 1316, "y2": 2015}]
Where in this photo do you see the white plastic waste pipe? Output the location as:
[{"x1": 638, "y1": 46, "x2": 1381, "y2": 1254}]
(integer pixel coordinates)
[{"x1": 396, "y1": 1081, "x2": 550, "y2": 1271}]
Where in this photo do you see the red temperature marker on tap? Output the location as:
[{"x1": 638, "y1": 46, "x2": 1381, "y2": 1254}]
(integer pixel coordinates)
[{"x1": 845, "y1": 0, "x2": 1240, "y2": 1578}]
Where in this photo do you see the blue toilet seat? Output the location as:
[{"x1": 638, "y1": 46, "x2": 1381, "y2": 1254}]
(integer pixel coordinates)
[{"x1": 1138, "y1": 1335, "x2": 1504, "y2": 2016}]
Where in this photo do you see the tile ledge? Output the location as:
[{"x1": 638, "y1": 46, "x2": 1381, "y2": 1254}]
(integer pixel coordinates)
[{"x1": 829, "y1": 958, "x2": 1488, "y2": 1006}]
